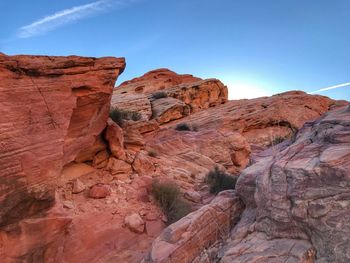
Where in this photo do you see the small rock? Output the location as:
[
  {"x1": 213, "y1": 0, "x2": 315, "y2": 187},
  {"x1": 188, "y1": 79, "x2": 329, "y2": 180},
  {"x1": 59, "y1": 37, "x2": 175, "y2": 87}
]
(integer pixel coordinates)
[
  {"x1": 89, "y1": 184, "x2": 111, "y2": 199},
  {"x1": 63, "y1": 201, "x2": 75, "y2": 209},
  {"x1": 161, "y1": 215, "x2": 168, "y2": 223},
  {"x1": 145, "y1": 212, "x2": 159, "y2": 221},
  {"x1": 137, "y1": 187, "x2": 150, "y2": 202},
  {"x1": 72, "y1": 179, "x2": 85, "y2": 194},
  {"x1": 124, "y1": 213, "x2": 145, "y2": 233},
  {"x1": 184, "y1": 191, "x2": 202, "y2": 203}
]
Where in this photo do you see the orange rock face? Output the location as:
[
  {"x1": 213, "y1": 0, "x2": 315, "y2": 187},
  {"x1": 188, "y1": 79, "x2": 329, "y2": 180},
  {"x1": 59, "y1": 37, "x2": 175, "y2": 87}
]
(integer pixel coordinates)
[
  {"x1": 0, "y1": 54, "x2": 125, "y2": 261},
  {"x1": 118, "y1": 68, "x2": 201, "y2": 94}
]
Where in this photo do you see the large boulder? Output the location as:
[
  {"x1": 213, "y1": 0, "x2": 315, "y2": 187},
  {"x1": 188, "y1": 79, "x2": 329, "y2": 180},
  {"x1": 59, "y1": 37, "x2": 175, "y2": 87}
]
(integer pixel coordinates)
[
  {"x1": 151, "y1": 97, "x2": 190, "y2": 124},
  {"x1": 166, "y1": 79, "x2": 228, "y2": 112},
  {"x1": 144, "y1": 191, "x2": 244, "y2": 263},
  {"x1": 223, "y1": 106, "x2": 350, "y2": 262}
]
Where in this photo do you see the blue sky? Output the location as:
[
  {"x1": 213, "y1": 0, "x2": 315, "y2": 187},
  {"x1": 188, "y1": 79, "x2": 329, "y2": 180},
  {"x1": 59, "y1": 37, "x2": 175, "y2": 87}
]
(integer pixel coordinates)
[{"x1": 1, "y1": 0, "x2": 349, "y2": 100}]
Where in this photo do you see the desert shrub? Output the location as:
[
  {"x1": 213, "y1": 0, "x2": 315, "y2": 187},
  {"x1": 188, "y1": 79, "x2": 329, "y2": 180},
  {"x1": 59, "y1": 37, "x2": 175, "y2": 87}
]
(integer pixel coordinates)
[
  {"x1": 151, "y1": 181, "x2": 191, "y2": 225},
  {"x1": 109, "y1": 107, "x2": 141, "y2": 126},
  {"x1": 130, "y1": 111, "x2": 142, "y2": 121},
  {"x1": 267, "y1": 136, "x2": 286, "y2": 147},
  {"x1": 205, "y1": 167, "x2": 237, "y2": 195},
  {"x1": 148, "y1": 149, "x2": 157, "y2": 157},
  {"x1": 152, "y1": 91, "x2": 168, "y2": 99},
  {"x1": 175, "y1": 123, "x2": 191, "y2": 131}
]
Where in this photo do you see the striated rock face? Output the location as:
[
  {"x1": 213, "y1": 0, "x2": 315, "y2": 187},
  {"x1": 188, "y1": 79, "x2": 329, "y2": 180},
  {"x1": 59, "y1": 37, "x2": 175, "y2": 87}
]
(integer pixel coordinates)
[
  {"x1": 118, "y1": 68, "x2": 201, "y2": 94},
  {"x1": 170, "y1": 90, "x2": 339, "y2": 156},
  {"x1": 113, "y1": 69, "x2": 228, "y2": 124},
  {"x1": 144, "y1": 191, "x2": 244, "y2": 263},
  {"x1": 222, "y1": 106, "x2": 350, "y2": 262},
  {"x1": 164, "y1": 79, "x2": 228, "y2": 112},
  {"x1": 0, "y1": 54, "x2": 125, "y2": 261},
  {"x1": 151, "y1": 97, "x2": 190, "y2": 124}
]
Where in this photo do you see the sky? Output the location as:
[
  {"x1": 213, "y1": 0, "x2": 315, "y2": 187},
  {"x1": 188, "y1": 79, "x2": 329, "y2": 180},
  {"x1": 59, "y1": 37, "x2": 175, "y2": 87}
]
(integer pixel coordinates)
[{"x1": 0, "y1": 0, "x2": 349, "y2": 101}]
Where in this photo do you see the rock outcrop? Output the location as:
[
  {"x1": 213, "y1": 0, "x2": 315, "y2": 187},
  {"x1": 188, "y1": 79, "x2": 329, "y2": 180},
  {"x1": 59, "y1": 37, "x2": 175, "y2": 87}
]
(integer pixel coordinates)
[
  {"x1": 113, "y1": 69, "x2": 228, "y2": 123},
  {"x1": 224, "y1": 105, "x2": 350, "y2": 263},
  {"x1": 118, "y1": 68, "x2": 201, "y2": 94},
  {"x1": 143, "y1": 105, "x2": 349, "y2": 263},
  {"x1": 1, "y1": 57, "x2": 348, "y2": 263},
  {"x1": 0, "y1": 54, "x2": 125, "y2": 261},
  {"x1": 144, "y1": 191, "x2": 244, "y2": 263}
]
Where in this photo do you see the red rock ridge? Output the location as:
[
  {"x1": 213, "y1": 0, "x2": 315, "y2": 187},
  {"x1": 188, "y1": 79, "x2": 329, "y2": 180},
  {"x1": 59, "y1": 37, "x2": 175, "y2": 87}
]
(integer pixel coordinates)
[{"x1": 118, "y1": 68, "x2": 201, "y2": 93}]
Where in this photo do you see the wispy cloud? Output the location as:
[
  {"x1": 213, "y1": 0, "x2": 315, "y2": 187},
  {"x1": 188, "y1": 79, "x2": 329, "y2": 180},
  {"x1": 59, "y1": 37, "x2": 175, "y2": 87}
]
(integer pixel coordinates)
[
  {"x1": 17, "y1": 0, "x2": 125, "y2": 38},
  {"x1": 310, "y1": 82, "x2": 350, "y2": 94}
]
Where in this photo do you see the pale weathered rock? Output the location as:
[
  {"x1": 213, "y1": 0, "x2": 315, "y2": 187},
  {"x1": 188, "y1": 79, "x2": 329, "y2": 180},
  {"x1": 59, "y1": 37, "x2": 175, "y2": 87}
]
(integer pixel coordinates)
[
  {"x1": 89, "y1": 184, "x2": 111, "y2": 199},
  {"x1": 59, "y1": 163, "x2": 97, "y2": 185},
  {"x1": 72, "y1": 179, "x2": 85, "y2": 194},
  {"x1": 125, "y1": 213, "x2": 145, "y2": 233},
  {"x1": 222, "y1": 106, "x2": 350, "y2": 263},
  {"x1": 63, "y1": 201, "x2": 75, "y2": 209},
  {"x1": 221, "y1": 232, "x2": 316, "y2": 263},
  {"x1": 184, "y1": 191, "x2": 202, "y2": 203},
  {"x1": 144, "y1": 191, "x2": 244, "y2": 262}
]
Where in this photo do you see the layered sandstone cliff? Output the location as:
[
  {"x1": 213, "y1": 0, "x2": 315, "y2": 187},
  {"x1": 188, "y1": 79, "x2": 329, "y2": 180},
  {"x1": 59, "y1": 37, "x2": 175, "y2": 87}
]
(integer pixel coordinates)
[{"x1": 0, "y1": 54, "x2": 125, "y2": 261}]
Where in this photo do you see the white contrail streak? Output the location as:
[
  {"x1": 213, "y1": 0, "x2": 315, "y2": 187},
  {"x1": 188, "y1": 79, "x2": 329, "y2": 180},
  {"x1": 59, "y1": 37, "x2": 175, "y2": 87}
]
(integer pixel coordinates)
[
  {"x1": 310, "y1": 82, "x2": 350, "y2": 94},
  {"x1": 17, "y1": 0, "x2": 114, "y2": 38}
]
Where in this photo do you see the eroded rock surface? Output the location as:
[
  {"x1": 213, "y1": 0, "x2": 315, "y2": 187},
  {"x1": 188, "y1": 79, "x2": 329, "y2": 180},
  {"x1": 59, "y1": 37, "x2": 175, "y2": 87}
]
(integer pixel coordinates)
[
  {"x1": 0, "y1": 54, "x2": 125, "y2": 261},
  {"x1": 117, "y1": 68, "x2": 201, "y2": 94},
  {"x1": 144, "y1": 191, "x2": 244, "y2": 263},
  {"x1": 1, "y1": 58, "x2": 348, "y2": 263},
  {"x1": 222, "y1": 106, "x2": 350, "y2": 263}
]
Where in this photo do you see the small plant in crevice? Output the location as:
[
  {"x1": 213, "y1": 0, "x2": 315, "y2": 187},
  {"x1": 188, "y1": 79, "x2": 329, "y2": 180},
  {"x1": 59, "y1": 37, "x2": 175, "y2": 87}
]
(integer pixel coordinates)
[
  {"x1": 147, "y1": 149, "x2": 158, "y2": 158},
  {"x1": 152, "y1": 91, "x2": 168, "y2": 99},
  {"x1": 175, "y1": 123, "x2": 191, "y2": 131},
  {"x1": 267, "y1": 135, "x2": 287, "y2": 148},
  {"x1": 151, "y1": 181, "x2": 191, "y2": 225},
  {"x1": 204, "y1": 167, "x2": 237, "y2": 195},
  {"x1": 175, "y1": 123, "x2": 198, "y2": 132},
  {"x1": 109, "y1": 107, "x2": 141, "y2": 126}
]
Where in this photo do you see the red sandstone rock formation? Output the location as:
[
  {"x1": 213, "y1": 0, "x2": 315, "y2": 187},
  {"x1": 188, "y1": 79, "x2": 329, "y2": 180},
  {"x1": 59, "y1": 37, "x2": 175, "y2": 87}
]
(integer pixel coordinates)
[
  {"x1": 118, "y1": 68, "x2": 201, "y2": 94},
  {"x1": 144, "y1": 191, "x2": 243, "y2": 263},
  {"x1": 0, "y1": 54, "x2": 125, "y2": 261},
  {"x1": 145, "y1": 105, "x2": 350, "y2": 263},
  {"x1": 1, "y1": 59, "x2": 348, "y2": 263}
]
